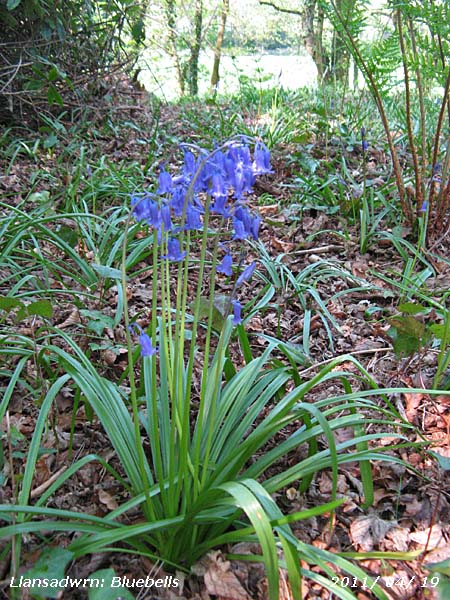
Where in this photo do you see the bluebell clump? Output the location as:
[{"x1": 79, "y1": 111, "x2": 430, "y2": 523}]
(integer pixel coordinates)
[{"x1": 130, "y1": 139, "x2": 272, "y2": 352}]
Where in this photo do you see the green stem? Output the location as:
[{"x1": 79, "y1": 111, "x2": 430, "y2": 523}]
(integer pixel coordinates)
[
  {"x1": 121, "y1": 210, "x2": 155, "y2": 521},
  {"x1": 196, "y1": 232, "x2": 221, "y2": 487},
  {"x1": 184, "y1": 201, "x2": 212, "y2": 497},
  {"x1": 397, "y1": 10, "x2": 423, "y2": 214},
  {"x1": 148, "y1": 229, "x2": 167, "y2": 515},
  {"x1": 433, "y1": 299, "x2": 450, "y2": 389}
]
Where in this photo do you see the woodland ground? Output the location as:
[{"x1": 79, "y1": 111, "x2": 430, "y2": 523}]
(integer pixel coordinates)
[{"x1": 0, "y1": 82, "x2": 449, "y2": 599}]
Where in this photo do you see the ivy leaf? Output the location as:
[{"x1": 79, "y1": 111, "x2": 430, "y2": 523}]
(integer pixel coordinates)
[
  {"x1": 388, "y1": 315, "x2": 426, "y2": 338},
  {"x1": 0, "y1": 296, "x2": 24, "y2": 313},
  {"x1": 387, "y1": 314, "x2": 430, "y2": 358},
  {"x1": 427, "y1": 557, "x2": 450, "y2": 576},
  {"x1": 48, "y1": 84, "x2": 64, "y2": 107},
  {"x1": 131, "y1": 19, "x2": 145, "y2": 44},
  {"x1": 429, "y1": 323, "x2": 446, "y2": 339},
  {"x1": 193, "y1": 294, "x2": 231, "y2": 332},
  {"x1": 28, "y1": 299, "x2": 53, "y2": 318},
  {"x1": 88, "y1": 569, "x2": 135, "y2": 599},
  {"x1": 15, "y1": 300, "x2": 53, "y2": 322},
  {"x1": 28, "y1": 191, "x2": 51, "y2": 203},
  {"x1": 429, "y1": 451, "x2": 450, "y2": 472},
  {"x1": 389, "y1": 330, "x2": 422, "y2": 358},
  {"x1": 20, "y1": 547, "x2": 73, "y2": 598},
  {"x1": 47, "y1": 66, "x2": 60, "y2": 82},
  {"x1": 7, "y1": 0, "x2": 22, "y2": 10},
  {"x1": 436, "y1": 577, "x2": 450, "y2": 600},
  {"x1": 80, "y1": 309, "x2": 115, "y2": 336},
  {"x1": 91, "y1": 264, "x2": 123, "y2": 280},
  {"x1": 43, "y1": 134, "x2": 59, "y2": 149},
  {"x1": 397, "y1": 302, "x2": 427, "y2": 314}
]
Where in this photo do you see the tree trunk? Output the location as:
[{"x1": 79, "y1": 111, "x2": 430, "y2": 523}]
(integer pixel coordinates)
[
  {"x1": 301, "y1": 0, "x2": 323, "y2": 80},
  {"x1": 330, "y1": 0, "x2": 356, "y2": 85},
  {"x1": 210, "y1": 0, "x2": 230, "y2": 92},
  {"x1": 315, "y1": 5, "x2": 326, "y2": 81},
  {"x1": 259, "y1": 0, "x2": 326, "y2": 86},
  {"x1": 188, "y1": 0, "x2": 203, "y2": 96},
  {"x1": 165, "y1": 0, "x2": 185, "y2": 95}
]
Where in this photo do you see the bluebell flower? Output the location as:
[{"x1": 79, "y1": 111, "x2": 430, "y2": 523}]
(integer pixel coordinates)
[
  {"x1": 211, "y1": 195, "x2": 230, "y2": 217},
  {"x1": 250, "y1": 214, "x2": 261, "y2": 240},
  {"x1": 140, "y1": 332, "x2": 158, "y2": 357},
  {"x1": 224, "y1": 155, "x2": 237, "y2": 187},
  {"x1": 232, "y1": 217, "x2": 248, "y2": 240},
  {"x1": 252, "y1": 142, "x2": 272, "y2": 174},
  {"x1": 160, "y1": 204, "x2": 173, "y2": 231},
  {"x1": 245, "y1": 166, "x2": 256, "y2": 190},
  {"x1": 192, "y1": 193, "x2": 205, "y2": 213},
  {"x1": 233, "y1": 163, "x2": 246, "y2": 199},
  {"x1": 231, "y1": 300, "x2": 242, "y2": 326},
  {"x1": 211, "y1": 172, "x2": 227, "y2": 198},
  {"x1": 217, "y1": 254, "x2": 233, "y2": 276},
  {"x1": 431, "y1": 163, "x2": 442, "y2": 184},
  {"x1": 129, "y1": 323, "x2": 158, "y2": 358},
  {"x1": 131, "y1": 194, "x2": 160, "y2": 227},
  {"x1": 234, "y1": 206, "x2": 260, "y2": 240},
  {"x1": 157, "y1": 168, "x2": 173, "y2": 195},
  {"x1": 198, "y1": 161, "x2": 214, "y2": 192},
  {"x1": 360, "y1": 128, "x2": 368, "y2": 152},
  {"x1": 235, "y1": 205, "x2": 251, "y2": 229},
  {"x1": 183, "y1": 150, "x2": 197, "y2": 177},
  {"x1": 239, "y1": 144, "x2": 252, "y2": 167},
  {"x1": 213, "y1": 149, "x2": 226, "y2": 174},
  {"x1": 170, "y1": 185, "x2": 187, "y2": 216},
  {"x1": 419, "y1": 201, "x2": 427, "y2": 213},
  {"x1": 185, "y1": 204, "x2": 203, "y2": 230},
  {"x1": 163, "y1": 238, "x2": 187, "y2": 262},
  {"x1": 145, "y1": 199, "x2": 161, "y2": 229},
  {"x1": 131, "y1": 194, "x2": 148, "y2": 222},
  {"x1": 131, "y1": 138, "x2": 271, "y2": 255},
  {"x1": 236, "y1": 261, "x2": 256, "y2": 287}
]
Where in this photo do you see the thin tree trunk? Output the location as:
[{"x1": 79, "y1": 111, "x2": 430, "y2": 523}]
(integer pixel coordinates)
[
  {"x1": 210, "y1": 0, "x2": 229, "y2": 92},
  {"x1": 165, "y1": 0, "x2": 185, "y2": 95},
  {"x1": 315, "y1": 5, "x2": 325, "y2": 81},
  {"x1": 259, "y1": 1, "x2": 326, "y2": 85},
  {"x1": 331, "y1": 0, "x2": 356, "y2": 84},
  {"x1": 302, "y1": 0, "x2": 322, "y2": 80},
  {"x1": 188, "y1": 0, "x2": 203, "y2": 96}
]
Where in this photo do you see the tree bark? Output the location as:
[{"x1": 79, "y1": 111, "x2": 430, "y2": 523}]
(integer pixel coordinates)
[
  {"x1": 210, "y1": 0, "x2": 230, "y2": 92},
  {"x1": 330, "y1": 0, "x2": 356, "y2": 84},
  {"x1": 165, "y1": 0, "x2": 185, "y2": 95},
  {"x1": 188, "y1": 0, "x2": 203, "y2": 96}
]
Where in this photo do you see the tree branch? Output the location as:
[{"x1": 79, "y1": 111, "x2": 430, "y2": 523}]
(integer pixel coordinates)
[{"x1": 259, "y1": 1, "x2": 302, "y2": 17}]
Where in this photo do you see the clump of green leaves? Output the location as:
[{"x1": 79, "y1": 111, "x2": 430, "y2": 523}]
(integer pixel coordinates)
[{"x1": 387, "y1": 301, "x2": 450, "y2": 388}]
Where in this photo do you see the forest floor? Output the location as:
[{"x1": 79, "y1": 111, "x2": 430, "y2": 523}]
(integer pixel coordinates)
[{"x1": 0, "y1": 86, "x2": 449, "y2": 600}]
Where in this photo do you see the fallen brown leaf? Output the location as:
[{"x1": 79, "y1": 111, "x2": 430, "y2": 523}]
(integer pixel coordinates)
[
  {"x1": 202, "y1": 552, "x2": 250, "y2": 600},
  {"x1": 98, "y1": 488, "x2": 119, "y2": 510},
  {"x1": 350, "y1": 514, "x2": 396, "y2": 551}
]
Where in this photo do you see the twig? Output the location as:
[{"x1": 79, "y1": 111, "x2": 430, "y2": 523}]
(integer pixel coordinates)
[
  {"x1": 292, "y1": 244, "x2": 344, "y2": 255},
  {"x1": 5, "y1": 412, "x2": 16, "y2": 578},
  {"x1": 258, "y1": 1, "x2": 302, "y2": 16},
  {"x1": 0, "y1": 55, "x2": 22, "y2": 93},
  {"x1": 296, "y1": 346, "x2": 393, "y2": 378},
  {"x1": 30, "y1": 465, "x2": 67, "y2": 499}
]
